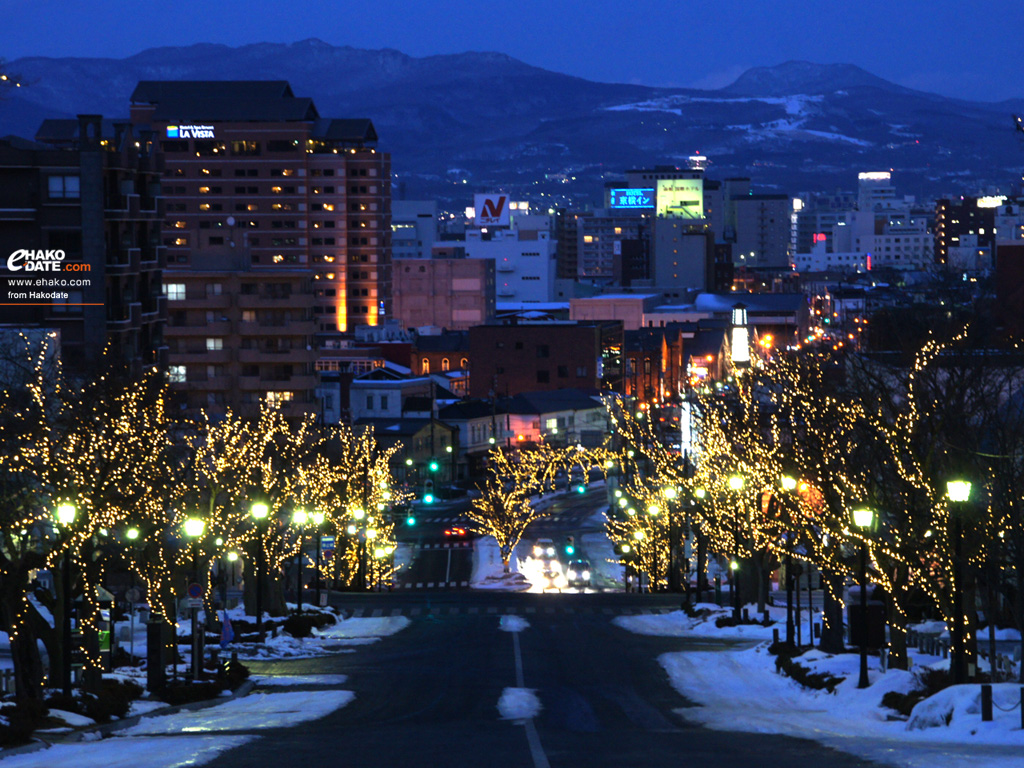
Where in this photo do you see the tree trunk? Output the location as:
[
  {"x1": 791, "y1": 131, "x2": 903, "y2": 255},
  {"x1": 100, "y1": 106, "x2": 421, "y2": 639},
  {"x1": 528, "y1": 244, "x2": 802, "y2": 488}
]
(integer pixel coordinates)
[
  {"x1": 886, "y1": 573, "x2": 910, "y2": 671},
  {"x1": 0, "y1": 583, "x2": 44, "y2": 699},
  {"x1": 819, "y1": 570, "x2": 846, "y2": 654}
]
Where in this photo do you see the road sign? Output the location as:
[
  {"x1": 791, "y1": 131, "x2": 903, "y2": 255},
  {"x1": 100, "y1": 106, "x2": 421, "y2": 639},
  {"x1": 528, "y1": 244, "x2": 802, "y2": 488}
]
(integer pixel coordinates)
[
  {"x1": 187, "y1": 583, "x2": 202, "y2": 599},
  {"x1": 125, "y1": 586, "x2": 143, "y2": 604}
]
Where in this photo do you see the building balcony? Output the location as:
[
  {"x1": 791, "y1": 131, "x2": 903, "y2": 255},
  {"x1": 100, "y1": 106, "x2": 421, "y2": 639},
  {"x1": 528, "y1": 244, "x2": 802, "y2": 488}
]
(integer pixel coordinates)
[
  {"x1": 171, "y1": 348, "x2": 233, "y2": 364},
  {"x1": 236, "y1": 293, "x2": 312, "y2": 310},
  {"x1": 237, "y1": 348, "x2": 316, "y2": 365},
  {"x1": 181, "y1": 376, "x2": 232, "y2": 391},
  {"x1": 173, "y1": 294, "x2": 232, "y2": 310},
  {"x1": 240, "y1": 320, "x2": 316, "y2": 336},
  {"x1": 166, "y1": 320, "x2": 232, "y2": 336}
]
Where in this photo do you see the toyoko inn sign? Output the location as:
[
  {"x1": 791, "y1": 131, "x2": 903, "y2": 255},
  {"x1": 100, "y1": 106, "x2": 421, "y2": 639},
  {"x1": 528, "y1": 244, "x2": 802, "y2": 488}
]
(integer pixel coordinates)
[{"x1": 166, "y1": 124, "x2": 216, "y2": 139}]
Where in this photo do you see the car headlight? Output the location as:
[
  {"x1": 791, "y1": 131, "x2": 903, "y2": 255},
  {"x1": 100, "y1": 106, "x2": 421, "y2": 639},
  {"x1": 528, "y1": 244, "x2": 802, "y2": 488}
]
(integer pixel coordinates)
[
  {"x1": 533, "y1": 546, "x2": 541, "y2": 556},
  {"x1": 567, "y1": 570, "x2": 576, "y2": 579},
  {"x1": 546, "y1": 547, "x2": 555, "y2": 556},
  {"x1": 582, "y1": 571, "x2": 590, "y2": 580}
]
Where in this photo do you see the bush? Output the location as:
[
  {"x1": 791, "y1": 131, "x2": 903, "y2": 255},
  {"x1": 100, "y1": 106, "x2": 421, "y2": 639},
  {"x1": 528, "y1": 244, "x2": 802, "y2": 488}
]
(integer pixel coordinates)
[
  {"x1": 774, "y1": 653, "x2": 845, "y2": 692},
  {"x1": 0, "y1": 698, "x2": 49, "y2": 747},
  {"x1": 45, "y1": 678, "x2": 144, "y2": 723},
  {"x1": 158, "y1": 681, "x2": 225, "y2": 706},
  {"x1": 715, "y1": 614, "x2": 773, "y2": 628},
  {"x1": 282, "y1": 611, "x2": 337, "y2": 639},
  {"x1": 881, "y1": 667, "x2": 953, "y2": 717}
]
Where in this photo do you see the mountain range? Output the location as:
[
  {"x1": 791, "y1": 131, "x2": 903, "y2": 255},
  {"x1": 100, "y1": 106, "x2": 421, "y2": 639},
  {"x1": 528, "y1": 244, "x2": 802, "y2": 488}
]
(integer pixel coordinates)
[{"x1": 2, "y1": 40, "x2": 1022, "y2": 206}]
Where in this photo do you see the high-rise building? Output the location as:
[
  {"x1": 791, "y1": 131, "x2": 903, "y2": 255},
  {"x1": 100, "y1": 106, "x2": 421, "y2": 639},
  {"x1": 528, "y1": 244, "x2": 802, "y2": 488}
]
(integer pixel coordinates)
[
  {"x1": 128, "y1": 80, "x2": 390, "y2": 339},
  {"x1": 392, "y1": 200, "x2": 437, "y2": 260},
  {"x1": 0, "y1": 116, "x2": 166, "y2": 373}
]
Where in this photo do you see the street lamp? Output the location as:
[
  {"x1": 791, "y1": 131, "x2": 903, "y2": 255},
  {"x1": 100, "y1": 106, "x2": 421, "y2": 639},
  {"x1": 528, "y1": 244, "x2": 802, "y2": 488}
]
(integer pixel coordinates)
[
  {"x1": 55, "y1": 503, "x2": 76, "y2": 697},
  {"x1": 851, "y1": 506, "x2": 874, "y2": 689},
  {"x1": 946, "y1": 479, "x2": 972, "y2": 684},
  {"x1": 310, "y1": 511, "x2": 326, "y2": 608},
  {"x1": 250, "y1": 502, "x2": 269, "y2": 642},
  {"x1": 353, "y1": 508, "x2": 367, "y2": 590},
  {"x1": 780, "y1": 476, "x2": 798, "y2": 647},
  {"x1": 292, "y1": 509, "x2": 308, "y2": 614},
  {"x1": 183, "y1": 517, "x2": 205, "y2": 683},
  {"x1": 728, "y1": 475, "x2": 744, "y2": 620}
]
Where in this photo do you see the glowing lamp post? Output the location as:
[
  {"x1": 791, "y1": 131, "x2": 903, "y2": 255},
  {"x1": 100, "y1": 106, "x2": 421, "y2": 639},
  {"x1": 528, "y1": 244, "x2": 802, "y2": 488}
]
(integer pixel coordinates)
[
  {"x1": 728, "y1": 475, "x2": 744, "y2": 619},
  {"x1": 292, "y1": 509, "x2": 308, "y2": 613},
  {"x1": 310, "y1": 511, "x2": 326, "y2": 608},
  {"x1": 851, "y1": 506, "x2": 874, "y2": 688},
  {"x1": 250, "y1": 502, "x2": 269, "y2": 642},
  {"x1": 55, "y1": 503, "x2": 76, "y2": 697},
  {"x1": 183, "y1": 517, "x2": 205, "y2": 682},
  {"x1": 946, "y1": 479, "x2": 972, "y2": 684}
]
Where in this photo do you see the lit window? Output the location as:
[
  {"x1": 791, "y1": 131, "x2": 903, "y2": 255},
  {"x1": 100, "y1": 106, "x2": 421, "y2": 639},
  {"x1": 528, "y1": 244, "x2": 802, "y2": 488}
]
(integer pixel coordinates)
[
  {"x1": 442, "y1": 358, "x2": 450, "y2": 372},
  {"x1": 168, "y1": 365, "x2": 186, "y2": 383},
  {"x1": 199, "y1": 186, "x2": 211, "y2": 194},
  {"x1": 173, "y1": 237, "x2": 188, "y2": 246},
  {"x1": 422, "y1": 357, "x2": 430, "y2": 374},
  {"x1": 266, "y1": 391, "x2": 294, "y2": 405},
  {"x1": 165, "y1": 283, "x2": 186, "y2": 300},
  {"x1": 206, "y1": 338, "x2": 223, "y2": 351}
]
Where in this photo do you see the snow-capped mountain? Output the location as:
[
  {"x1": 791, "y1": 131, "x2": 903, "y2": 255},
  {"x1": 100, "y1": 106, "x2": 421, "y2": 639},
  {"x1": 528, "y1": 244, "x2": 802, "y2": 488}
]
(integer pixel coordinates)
[{"x1": 1, "y1": 41, "x2": 1021, "y2": 204}]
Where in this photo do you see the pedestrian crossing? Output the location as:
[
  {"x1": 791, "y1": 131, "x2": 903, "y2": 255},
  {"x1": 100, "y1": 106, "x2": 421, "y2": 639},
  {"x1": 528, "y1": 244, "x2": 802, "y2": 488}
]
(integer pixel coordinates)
[
  {"x1": 342, "y1": 604, "x2": 678, "y2": 618},
  {"x1": 418, "y1": 541, "x2": 472, "y2": 549},
  {"x1": 414, "y1": 515, "x2": 576, "y2": 524}
]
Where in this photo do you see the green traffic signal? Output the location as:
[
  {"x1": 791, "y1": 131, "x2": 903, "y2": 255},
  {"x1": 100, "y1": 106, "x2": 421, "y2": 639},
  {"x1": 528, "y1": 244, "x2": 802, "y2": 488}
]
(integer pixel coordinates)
[
  {"x1": 407, "y1": 515, "x2": 417, "y2": 526},
  {"x1": 576, "y1": 484, "x2": 586, "y2": 494},
  {"x1": 423, "y1": 493, "x2": 434, "y2": 504},
  {"x1": 565, "y1": 544, "x2": 575, "y2": 555},
  {"x1": 429, "y1": 460, "x2": 439, "y2": 472}
]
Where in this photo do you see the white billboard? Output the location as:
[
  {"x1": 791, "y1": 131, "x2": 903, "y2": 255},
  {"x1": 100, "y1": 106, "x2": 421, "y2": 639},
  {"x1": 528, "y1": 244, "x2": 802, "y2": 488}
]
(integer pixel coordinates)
[{"x1": 474, "y1": 193, "x2": 511, "y2": 226}]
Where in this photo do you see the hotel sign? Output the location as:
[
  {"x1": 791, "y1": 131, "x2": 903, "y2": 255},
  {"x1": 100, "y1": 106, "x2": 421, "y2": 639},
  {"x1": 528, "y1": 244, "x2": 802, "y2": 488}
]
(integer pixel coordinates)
[
  {"x1": 609, "y1": 188, "x2": 654, "y2": 209},
  {"x1": 166, "y1": 124, "x2": 216, "y2": 139}
]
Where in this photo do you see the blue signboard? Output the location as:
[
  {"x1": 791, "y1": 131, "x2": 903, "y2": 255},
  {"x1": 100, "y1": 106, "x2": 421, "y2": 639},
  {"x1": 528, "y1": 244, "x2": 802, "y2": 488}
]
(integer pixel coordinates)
[{"x1": 609, "y1": 188, "x2": 655, "y2": 209}]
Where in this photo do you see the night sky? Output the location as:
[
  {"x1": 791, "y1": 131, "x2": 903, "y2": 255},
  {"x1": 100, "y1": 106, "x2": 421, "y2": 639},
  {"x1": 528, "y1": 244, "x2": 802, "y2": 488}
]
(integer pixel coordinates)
[{"x1": 6, "y1": 0, "x2": 1023, "y2": 102}]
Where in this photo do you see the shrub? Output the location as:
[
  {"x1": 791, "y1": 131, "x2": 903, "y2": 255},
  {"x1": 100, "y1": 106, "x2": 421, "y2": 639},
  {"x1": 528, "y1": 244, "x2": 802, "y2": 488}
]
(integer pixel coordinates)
[
  {"x1": 282, "y1": 612, "x2": 336, "y2": 639},
  {"x1": 0, "y1": 698, "x2": 49, "y2": 747},
  {"x1": 774, "y1": 653, "x2": 845, "y2": 692},
  {"x1": 45, "y1": 678, "x2": 144, "y2": 723},
  {"x1": 881, "y1": 666, "x2": 953, "y2": 717},
  {"x1": 715, "y1": 614, "x2": 772, "y2": 628},
  {"x1": 158, "y1": 681, "x2": 225, "y2": 706}
]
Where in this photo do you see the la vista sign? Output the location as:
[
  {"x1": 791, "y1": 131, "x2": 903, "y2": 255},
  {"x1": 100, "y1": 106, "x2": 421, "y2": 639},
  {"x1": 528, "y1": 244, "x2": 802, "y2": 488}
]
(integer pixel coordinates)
[{"x1": 166, "y1": 124, "x2": 216, "y2": 139}]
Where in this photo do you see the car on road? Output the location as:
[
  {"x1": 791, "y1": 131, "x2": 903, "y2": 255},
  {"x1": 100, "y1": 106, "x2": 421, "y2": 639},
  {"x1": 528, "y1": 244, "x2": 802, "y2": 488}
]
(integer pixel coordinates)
[
  {"x1": 566, "y1": 559, "x2": 592, "y2": 588},
  {"x1": 532, "y1": 538, "x2": 557, "y2": 559},
  {"x1": 444, "y1": 525, "x2": 468, "y2": 540}
]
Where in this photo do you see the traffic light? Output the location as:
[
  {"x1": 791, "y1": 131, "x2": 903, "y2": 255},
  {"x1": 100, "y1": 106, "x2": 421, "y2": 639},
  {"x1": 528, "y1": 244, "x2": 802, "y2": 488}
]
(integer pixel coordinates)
[
  {"x1": 575, "y1": 483, "x2": 586, "y2": 494},
  {"x1": 423, "y1": 493, "x2": 434, "y2": 504},
  {"x1": 564, "y1": 536, "x2": 575, "y2": 556},
  {"x1": 429, "y1": 460, "x2": 439, "y2": 472},
  {"x1": 406, "y1": 513, "x2": 417, "y2": 526}
]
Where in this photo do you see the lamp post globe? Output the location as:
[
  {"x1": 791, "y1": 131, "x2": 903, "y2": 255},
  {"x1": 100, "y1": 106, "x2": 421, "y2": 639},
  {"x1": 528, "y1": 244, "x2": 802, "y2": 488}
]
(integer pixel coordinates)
[
  {"x1": 54, "y1": 503, "x2": 76, "y2": 697},
  {"x1": 851, "y1": 507, "x2": 874, "y2": 688},
  {"x1": 945, "y1": 480, "x2": 972, "y2": 684},
  {"x1": 250, "y1": 502, "x2": 269, "y2": 642}
]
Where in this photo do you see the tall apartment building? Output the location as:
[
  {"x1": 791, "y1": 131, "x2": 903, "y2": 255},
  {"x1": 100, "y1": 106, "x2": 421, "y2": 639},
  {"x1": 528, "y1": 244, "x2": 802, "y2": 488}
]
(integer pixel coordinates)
[
  {"x1": 163, "y1": 252, "x2": 318, "y2": 417},
  {"x1": 731, "y1": 194, "x2": 791, "y2": 270},
  {"x1": 392, "y1": 257, "x2": 495, "y2": 331},
  {"x1": 935, "y1": 196, "x2": 998, "y2": 265},
  {"x1": 0, "y1": 116, "x2": 166, "y2": 372},
  {"x1": 128, "y1": 81, "x2": 391, "y2": 339}
]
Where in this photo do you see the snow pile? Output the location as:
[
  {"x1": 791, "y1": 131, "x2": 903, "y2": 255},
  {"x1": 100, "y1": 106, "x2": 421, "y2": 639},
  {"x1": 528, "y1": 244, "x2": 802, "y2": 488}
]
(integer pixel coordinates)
[
  {"x1": 228, "y1": 614, "x2": 409, "y2": 659},
  {"x1": 118, "y1": 691, "x2": 355, "y2": 736},
  {"x1": 497, "y1": 687, "x2": 542, "y2": 720},
  {"x1": 0, "y1": 736, "x2": 253, "y2": 768},
  {"x1": 498, "y1": 615, "x2": 530, "y2": 633},
  {"x1": 614, "y1": 603, "x2": 777, "y2": 641}
]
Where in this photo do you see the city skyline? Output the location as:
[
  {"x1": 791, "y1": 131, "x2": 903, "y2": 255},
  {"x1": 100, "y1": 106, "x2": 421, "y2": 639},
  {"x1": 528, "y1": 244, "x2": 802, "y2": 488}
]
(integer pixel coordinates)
[{"x1": 5, "y1": 0, "x2": 1024, "y2": 103}]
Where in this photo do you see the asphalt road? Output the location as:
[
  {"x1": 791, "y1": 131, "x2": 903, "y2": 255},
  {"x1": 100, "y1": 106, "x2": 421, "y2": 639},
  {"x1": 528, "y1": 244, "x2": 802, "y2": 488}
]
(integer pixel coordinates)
[{"x1": 203, "y1": 591, "x2": 889, "y2": 768}]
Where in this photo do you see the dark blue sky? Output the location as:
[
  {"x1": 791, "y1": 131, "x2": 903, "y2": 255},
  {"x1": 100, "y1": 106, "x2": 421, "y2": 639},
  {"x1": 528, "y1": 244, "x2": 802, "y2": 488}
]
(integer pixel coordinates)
[{"x1": 6, "y1": 0, "x2": 1023, "y2": 102}]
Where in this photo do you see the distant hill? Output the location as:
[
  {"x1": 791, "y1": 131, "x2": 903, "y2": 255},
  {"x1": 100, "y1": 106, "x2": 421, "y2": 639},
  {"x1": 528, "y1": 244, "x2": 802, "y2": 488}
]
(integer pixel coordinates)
[{"x1": 2, "y1": 40, "x2": 1022, "y2": 206}]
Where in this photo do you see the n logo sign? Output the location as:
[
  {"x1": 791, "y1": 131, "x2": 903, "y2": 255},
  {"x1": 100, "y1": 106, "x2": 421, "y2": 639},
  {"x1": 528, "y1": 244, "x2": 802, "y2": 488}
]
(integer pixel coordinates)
[{"x1": 474, "y1": 193, "x2": 511, "y2": 226}]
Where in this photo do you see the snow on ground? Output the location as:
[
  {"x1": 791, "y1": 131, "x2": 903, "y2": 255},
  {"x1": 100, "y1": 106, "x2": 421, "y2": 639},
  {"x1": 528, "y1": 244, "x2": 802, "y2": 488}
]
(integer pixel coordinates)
[
  {"x1": 619, "y1": 608, "x2": 1024, "y2": 768},
  {"x1": 117, "y1": 690, "x2": 355, "y2": 736},
  {"x1": 499, "y1": 615, "x2": 530, "y2": 633},
  {"x1": 615, "y1": 603, "x2": 776, "y2": 641},
  {"x1": 0, "y1": 736, "x2": 254, "y2": 768},
  {"x1": 226, "y1": 613, "x2": 410, "y2": 660},
  {"x1": 497, "y1": 688, "x2": 542, "y2": 720}
]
